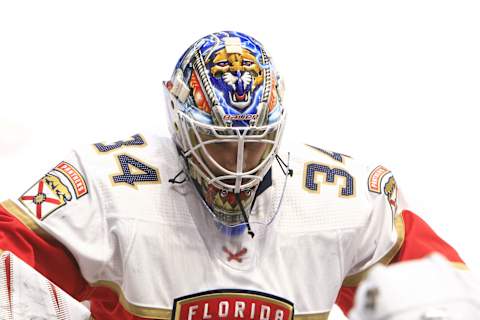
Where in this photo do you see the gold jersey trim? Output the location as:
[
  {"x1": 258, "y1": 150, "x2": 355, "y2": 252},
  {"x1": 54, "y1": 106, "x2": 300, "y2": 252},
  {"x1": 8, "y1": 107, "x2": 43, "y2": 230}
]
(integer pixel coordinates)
[
  {"x1": 342, "y1": 212, "x2": 406, "y2": 287},
  {"x1": 295, "y1": 312, "x2": 330, "y2": 319},
  {"x1": 91, "y1": 280, "x2": 171, "y2": 319},
  {"x1": 0, "y1": 199, "x2": 53, "y2": 240},
  {"x1": 451, "y1": 261, "x2": 468, "y2": 270}
]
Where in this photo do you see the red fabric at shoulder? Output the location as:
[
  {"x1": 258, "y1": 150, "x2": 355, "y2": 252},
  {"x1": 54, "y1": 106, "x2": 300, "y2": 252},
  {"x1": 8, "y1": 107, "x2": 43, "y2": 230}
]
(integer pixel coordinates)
[
  {"x1": 0, "y1": 201, "x2": 92, "y2": 301},
  {"x1": 0, "y1": 201, "x2": 165, "y2": 319},
  {"x1": 392, "y1": 210, "x2": 464, "y2": 263},
  {"x1": 335, "y1": 210, "x2": 464, "y2": 315},
  {"x1": 335, "y1": 286, "x2": 357, "y2": 315}
]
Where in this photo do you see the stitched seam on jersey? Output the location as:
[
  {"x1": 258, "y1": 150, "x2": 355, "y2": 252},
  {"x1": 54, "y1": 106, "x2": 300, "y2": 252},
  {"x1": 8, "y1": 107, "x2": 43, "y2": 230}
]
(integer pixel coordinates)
[
  {"x1": 72, "y1": 150, "x2": 113, "y2": 293},
  {"x1": 335, "y1": 229, "x2": 346, "y2": 285},
  {"x1": 342, "y1": 212, "x2": 405, "y2": 287},
  {"x1": 89, "y1": 179, "x2": 110, "y2": 282},
  {"x1": 122, "y1": 217, "x2": 139, "y2": 277},
  {"x1": 90, "y1": 280, "x2": 171, "y2": 319},
  {"x1": 0, "y1": 200, "x2": 54, "y2": 240}
]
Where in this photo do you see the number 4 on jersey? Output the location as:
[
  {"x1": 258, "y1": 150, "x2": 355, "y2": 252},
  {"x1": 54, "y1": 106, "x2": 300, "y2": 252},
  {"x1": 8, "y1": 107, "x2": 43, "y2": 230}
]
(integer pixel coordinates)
[{"x1": 111, "y1": 154, "x2": 160, "y2": 189}]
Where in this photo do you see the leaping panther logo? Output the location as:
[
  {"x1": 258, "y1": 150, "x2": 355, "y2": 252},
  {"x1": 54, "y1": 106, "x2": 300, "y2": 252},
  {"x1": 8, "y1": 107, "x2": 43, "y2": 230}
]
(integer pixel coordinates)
[
  {"x1": 208, "y1": 48, "x2": 264, "y2": 110},
  {"x1": 384, "y1": 176, "x2": 398, "y2": 217}
]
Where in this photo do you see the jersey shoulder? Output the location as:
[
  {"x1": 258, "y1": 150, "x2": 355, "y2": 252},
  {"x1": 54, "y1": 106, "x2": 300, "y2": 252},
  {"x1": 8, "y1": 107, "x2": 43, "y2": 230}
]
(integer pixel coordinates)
[
  {"x1": 276, "y1": 142, "x2": 400, "y2": 232},
  {"x1": 14, "y1": 132, "x2": 183, "y2": 223},
  {"x1": 287, "y1": 142, "x2": 398, "y2": 202},
  {"x1": 278, "y1": 142, "x2": 404, "y2": 283},
  {"x1": 76, "y1": 132, "x2": 181, "y2": 182},
  {"x1": 4, "y1": 133, "x2": 196, "y2": 285}
]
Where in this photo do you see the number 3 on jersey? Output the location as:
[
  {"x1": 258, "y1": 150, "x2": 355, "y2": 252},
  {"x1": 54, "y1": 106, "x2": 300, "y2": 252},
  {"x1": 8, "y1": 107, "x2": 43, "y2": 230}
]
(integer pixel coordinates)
[
  {"x1": 94, "y1": 134, "x2": 146, "y2": 153},
  {"x1": 303, "y1": 162, "x2": 355, "y2": 198}
]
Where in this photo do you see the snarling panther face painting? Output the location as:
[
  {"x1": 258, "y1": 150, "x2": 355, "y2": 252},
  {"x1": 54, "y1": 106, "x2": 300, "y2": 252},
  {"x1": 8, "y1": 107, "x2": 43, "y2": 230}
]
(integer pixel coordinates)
[{"x1": 208, "y1": 48, "x2": 264, "y2": 110}]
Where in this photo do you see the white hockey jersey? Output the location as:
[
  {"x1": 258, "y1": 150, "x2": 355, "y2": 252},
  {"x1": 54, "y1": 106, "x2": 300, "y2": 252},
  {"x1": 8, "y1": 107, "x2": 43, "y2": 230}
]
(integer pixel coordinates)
[{"x1": 3, "y1": 133, "x2": 404, "y2": 319}]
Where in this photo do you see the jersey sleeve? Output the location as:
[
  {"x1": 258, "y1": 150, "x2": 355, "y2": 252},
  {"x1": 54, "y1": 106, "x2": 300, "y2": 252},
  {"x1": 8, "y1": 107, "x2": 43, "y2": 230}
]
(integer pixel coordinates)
[
  {"x1": 0, "y1": 149, "x2": 109, "y2": 313},
  {"x1": 0, "y1": 250, "x2": 91, "y2": 319},
  {"x1": 0, "y1": 198, "x2": 92, "y2": 301},
  {"x1": 335, "y1": 165, "x2": 464, "y2": 314}
]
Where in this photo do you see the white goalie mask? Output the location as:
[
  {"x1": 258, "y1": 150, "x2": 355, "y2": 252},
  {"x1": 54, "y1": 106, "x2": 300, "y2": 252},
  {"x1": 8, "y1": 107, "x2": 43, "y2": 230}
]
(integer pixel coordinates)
[{"x1": 163, "y1": 31, "x2": 286, "y2": 231}]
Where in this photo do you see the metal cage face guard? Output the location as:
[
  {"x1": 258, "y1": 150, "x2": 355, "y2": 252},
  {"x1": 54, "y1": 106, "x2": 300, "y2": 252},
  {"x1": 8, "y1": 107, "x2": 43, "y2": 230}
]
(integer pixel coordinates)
[
  {"x1": 164, "y1": 31, "x2": 286, "y2": 228},
  {"x1": 180, "y1": 113, "x2": 284, "y2": 193}
]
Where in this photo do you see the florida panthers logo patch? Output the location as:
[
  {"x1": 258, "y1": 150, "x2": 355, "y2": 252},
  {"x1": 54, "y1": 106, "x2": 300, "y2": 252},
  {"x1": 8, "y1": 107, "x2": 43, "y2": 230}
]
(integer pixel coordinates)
[
  {"x1": 172, "y1": 289, "x2": 294, "y2": 320},
  {"x1": 19, "y1": 162, "x2": 88, "y2": 220},
  {"x1": 368, "y1": 165, "x2": 391, "y2": 194},
  {"x1": 384, "y1": 175, "x2": 398, "y2": 217}
]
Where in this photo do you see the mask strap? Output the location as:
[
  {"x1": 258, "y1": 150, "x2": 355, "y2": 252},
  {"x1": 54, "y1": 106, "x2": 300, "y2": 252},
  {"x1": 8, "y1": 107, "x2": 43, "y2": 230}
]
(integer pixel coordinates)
[
  {"x1": 275, "y1": 154, "x2": 293, "y2": 177},
  {"x1": 168, "y1": 170, "x2": 187, "y2": 184},
  {"x1": 235, "y1": 193, "x2": 254, "y2": 238}
]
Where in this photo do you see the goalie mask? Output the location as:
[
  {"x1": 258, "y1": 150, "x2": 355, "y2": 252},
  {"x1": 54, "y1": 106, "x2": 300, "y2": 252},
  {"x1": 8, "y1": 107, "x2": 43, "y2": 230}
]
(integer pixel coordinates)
[{"x1": 163, "y1": 31, "x2": 286, "y2": 233}]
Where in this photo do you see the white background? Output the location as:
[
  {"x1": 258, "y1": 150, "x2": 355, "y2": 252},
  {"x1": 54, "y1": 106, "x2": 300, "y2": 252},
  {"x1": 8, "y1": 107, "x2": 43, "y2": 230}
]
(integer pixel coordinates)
[{"x1": 0, "y1": 1, "x2": 479, "y2": 318}]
